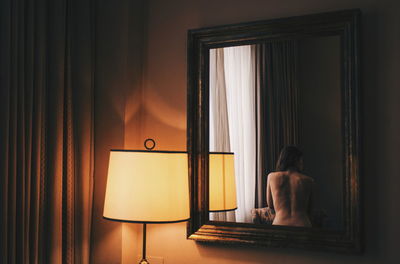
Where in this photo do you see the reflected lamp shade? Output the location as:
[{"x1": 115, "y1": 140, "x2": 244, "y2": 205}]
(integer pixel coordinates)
[
  {"x1": 209, "y1": 152, "x2": 237, "y2": 212},
  {"x1": 103, "y1": 150, "x2": 190, "y2": 223}
]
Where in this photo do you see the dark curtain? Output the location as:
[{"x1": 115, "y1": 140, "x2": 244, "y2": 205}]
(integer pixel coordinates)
[
  {"x1": 255, "y1": 41, "x2": 299, "y2": 208},
  {"x1": 0, "y1": 0, "x2": 95, "y2": 263}
]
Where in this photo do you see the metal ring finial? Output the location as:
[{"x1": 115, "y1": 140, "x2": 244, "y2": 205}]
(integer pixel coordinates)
[{"x1": 144, "y1": 138, "x2": 156, "y2": 150}]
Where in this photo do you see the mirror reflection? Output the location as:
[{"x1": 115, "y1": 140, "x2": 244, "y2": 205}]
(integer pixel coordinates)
[{"x1": 209, "y1": 36, "x2": 343, "y2": 230}]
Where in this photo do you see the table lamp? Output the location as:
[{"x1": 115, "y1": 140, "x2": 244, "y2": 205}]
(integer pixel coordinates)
[
  {"x1": 103, "y1": 139, "x2": 190, "y2": 264},
  {"x1": 209, "y1": 152, "x2": 237, "y2": 212}
]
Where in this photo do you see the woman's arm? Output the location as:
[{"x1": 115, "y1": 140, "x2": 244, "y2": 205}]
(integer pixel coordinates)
[{"x1": 266, "y1": 173, "x2": 274, "y2": 209}]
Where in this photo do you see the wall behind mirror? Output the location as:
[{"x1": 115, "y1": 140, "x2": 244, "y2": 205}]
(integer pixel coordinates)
[{"x1": 208, "y1": 36, "x2": 343, "y2": 230}]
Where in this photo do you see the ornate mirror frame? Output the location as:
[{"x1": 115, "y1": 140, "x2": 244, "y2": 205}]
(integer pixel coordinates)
[{"x1": 187, "y1": 9, "x2": 362, "y2": 253}]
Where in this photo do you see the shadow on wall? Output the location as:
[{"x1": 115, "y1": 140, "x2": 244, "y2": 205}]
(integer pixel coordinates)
[
  {"x1": 125, "y1": 85, "x2": 143, "y2": 125},
  {"x1": 142, "y1": 84, "x2": 187, "y2": 150},
  {"x1": 145, "y1": 84, "x2": 186, "y2": 131}
]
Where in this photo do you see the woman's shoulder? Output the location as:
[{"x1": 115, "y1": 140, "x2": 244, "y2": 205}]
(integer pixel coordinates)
[
  {"x1": 298, "y1": 173, "x2": 314, "y2": 182},
  {"x1": 267, "y1": 171, "x2": 286, "y2": 179},
  {"x1": 268, "y1": 171, "x2": 282, "y2": 176}
]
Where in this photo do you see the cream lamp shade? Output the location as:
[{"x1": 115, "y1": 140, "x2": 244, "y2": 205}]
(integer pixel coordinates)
[
  {"x1": 103, "y1": 150, "x2": 190, "y2": 223},
  {"x1": 209, "y1": 152, "x2": 237, "y2": 212}
]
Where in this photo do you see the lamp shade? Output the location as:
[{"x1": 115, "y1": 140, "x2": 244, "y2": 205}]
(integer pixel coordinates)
[
  {"x1": 103, "y1": 150, "x2": 190, "y2": 223},
  {"x1": 209, "y1": 152, "x2": 237, "y2": 212}
]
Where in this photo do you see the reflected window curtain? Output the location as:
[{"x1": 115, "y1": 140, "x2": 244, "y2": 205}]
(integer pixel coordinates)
[
  {"x1": 0, "y1": 0, "x2": 94, "y2": 263},
  {"x1": 209, "y1": 49, "x2": 235, "y2": 222},
  {"x1": 219, "y1": 45, "x2": 256, "y2": 223},
  {"x1": 255, "y1": 41, "x2": 299, "y2": 208}
]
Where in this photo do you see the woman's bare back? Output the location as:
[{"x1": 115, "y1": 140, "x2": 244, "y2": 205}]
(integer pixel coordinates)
[{"x1": 267, "y1": 171, "x2": 313, "y2": 227}]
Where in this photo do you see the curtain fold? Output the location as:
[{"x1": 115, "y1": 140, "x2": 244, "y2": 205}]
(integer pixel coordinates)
[
  {"x1": 0, "y1": 0, "x2": 95, "y2": 263},
  {"x1": 209, "y1": 49, "x2": 231, "y2": 153},
  {"x1": 255, "y1": 40, "x2": 299, "y2": 208},
  {"x1": 209, "y1": 48, "x2": 235, "y2": 222}
]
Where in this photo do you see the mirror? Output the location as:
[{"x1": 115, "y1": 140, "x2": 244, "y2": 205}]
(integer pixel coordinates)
[
  {"x1": 187, "y1": 9, "x2": 362, "y2": 253},
  {"x1": 208, "y1": 36, "x2": 343, "y2": 230}
]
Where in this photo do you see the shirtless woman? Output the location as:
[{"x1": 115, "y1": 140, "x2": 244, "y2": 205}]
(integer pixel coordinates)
[{"x1": 266, "y1": 146, "x2": 314, "y2": 227}]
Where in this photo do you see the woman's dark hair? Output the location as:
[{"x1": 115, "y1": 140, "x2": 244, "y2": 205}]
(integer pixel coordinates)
[{"x1": 275, "y1": 145, "x2": 303, "y2": 172}]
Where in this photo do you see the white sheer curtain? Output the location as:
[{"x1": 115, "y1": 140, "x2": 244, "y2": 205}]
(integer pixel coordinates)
[{"x1": 209, "y1": 45, "x2": 256, "y2": 223}]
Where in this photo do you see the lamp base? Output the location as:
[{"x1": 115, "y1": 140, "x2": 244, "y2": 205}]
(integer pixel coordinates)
[{"x1": 139, "y1": 259, "x2": 149, "y2": 264}]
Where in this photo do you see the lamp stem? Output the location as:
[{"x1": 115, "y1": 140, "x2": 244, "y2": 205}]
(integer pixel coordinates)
[
  {"x1": 142, "y1": 223, "x2": 147, "y2": 259},
  {"x1": 139, "y1": 223, "x2": 149, "y2": 264}
]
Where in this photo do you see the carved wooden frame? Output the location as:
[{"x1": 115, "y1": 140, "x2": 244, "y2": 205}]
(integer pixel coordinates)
[{"x1": 187, "y1": 9, "x2": 362, "y2": 253}]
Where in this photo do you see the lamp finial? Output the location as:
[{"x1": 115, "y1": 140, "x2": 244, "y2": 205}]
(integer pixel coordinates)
[{"x1": 144, "y1": 138, "x2": 156, "y2": 150}]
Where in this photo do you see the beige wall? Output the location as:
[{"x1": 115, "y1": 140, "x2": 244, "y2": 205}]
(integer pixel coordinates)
[{"x1": 93, "y1": 0, "x2": 400, "y2": 263}]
